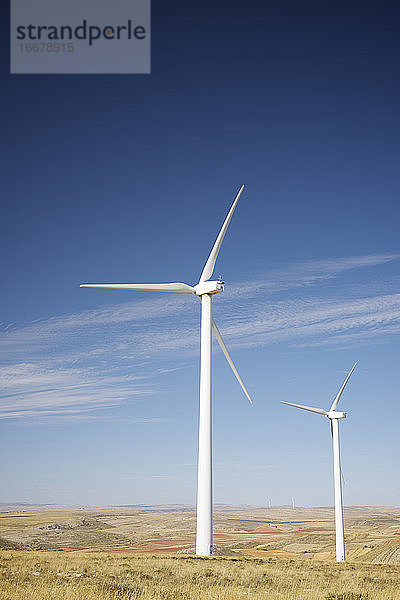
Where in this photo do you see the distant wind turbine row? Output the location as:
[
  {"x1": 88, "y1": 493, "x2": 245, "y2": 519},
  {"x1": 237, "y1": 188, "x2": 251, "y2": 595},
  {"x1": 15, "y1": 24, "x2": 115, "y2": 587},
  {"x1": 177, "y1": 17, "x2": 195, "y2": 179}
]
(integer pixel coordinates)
[{"x1": 80, "y1": 185, "x2": 357, "y2": 562}]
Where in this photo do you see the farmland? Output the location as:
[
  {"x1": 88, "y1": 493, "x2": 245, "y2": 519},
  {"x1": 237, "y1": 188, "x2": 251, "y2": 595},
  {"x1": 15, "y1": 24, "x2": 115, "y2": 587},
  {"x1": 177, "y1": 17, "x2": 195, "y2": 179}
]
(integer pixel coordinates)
[
  {"x1": 0, "y1": 505, "x2": 399, "y2": 562},
  {"x1": 0, "y1": 505, "x2": 399, "y2": 599}
]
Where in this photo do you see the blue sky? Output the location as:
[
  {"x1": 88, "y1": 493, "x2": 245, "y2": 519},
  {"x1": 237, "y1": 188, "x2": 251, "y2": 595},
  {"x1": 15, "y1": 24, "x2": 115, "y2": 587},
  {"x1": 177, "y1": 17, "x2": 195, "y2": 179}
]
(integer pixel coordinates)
[{"x1": 1, "y1": 2, "x2": 399, "y2": 507}]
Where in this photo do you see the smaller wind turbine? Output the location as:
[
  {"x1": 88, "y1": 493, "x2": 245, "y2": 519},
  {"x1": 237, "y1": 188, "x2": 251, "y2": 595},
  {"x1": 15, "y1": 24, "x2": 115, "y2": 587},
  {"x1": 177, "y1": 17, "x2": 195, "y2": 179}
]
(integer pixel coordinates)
[{"x1": 281, "y1": 362, "x2": 357, "y2": 562}]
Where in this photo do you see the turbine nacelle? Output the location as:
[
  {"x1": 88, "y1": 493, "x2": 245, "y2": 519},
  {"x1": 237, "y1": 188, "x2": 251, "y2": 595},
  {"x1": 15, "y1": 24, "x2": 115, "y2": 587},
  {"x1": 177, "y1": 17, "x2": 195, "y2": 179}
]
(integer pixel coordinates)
[
  {"x1": 328, "y1": 410, "x2": 346, "y2": 420},
  {"x1": 194, "y1": 280, "x2": 224, "y2": 296}
]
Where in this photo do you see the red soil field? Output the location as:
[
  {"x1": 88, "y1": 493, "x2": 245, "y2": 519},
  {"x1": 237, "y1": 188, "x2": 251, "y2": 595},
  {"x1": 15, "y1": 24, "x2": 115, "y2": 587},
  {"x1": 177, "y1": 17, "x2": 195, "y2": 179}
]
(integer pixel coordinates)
[
  {"x1": 300, "y1": 527, "x2": 334, "y2": 532},
  {"x1": 253, "y1": 527, "x2": 284, "y2": 534}
]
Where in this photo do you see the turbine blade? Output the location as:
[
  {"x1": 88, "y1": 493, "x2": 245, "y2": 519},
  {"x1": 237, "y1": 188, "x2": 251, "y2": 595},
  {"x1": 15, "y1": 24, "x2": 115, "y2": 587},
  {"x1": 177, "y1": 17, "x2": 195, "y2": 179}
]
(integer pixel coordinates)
[
  {"x1": 341, "y1": 466, "x2": 345, "y2": 487},
  {"x1": 212, "y1": 318, "x2": 252, "y2": 404},
  {"x1": 80, "y1": 283, "x2": 195, "y2": 293},
  {"x1": 329, "y1": 362, "x2": 357, "y2": 411},
  {"x1": 280, "y1": 401, "x2": 328, "y2": 416},
  {"x1": 330, "y1": 420, "x2": 333, "y2": 438},
  {"x1": 199, "y1": 185, "x2": 245, "y2": 283}
]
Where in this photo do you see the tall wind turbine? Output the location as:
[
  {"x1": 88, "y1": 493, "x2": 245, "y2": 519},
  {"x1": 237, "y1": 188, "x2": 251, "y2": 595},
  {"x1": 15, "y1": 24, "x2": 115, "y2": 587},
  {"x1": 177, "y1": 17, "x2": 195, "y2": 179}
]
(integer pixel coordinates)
[
  {"x1": 281, "y1": 362, "x2": 357, "y2": 562},
  {"x1": 80, "y1": 185, "x2": 252, "y2": 557}
]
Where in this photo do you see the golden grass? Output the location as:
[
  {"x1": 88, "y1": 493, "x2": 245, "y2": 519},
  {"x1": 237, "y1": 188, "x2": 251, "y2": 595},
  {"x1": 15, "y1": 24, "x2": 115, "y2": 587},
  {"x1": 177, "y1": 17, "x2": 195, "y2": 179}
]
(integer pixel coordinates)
[{"x1": 0, "y1": 551, "x2": 399, "y2": 600}]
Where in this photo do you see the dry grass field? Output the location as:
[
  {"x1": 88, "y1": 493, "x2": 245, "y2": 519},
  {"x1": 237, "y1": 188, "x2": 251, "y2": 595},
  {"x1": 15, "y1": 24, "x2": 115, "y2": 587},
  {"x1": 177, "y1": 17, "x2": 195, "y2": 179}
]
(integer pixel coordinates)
[
  {"x1": 1, "y1": 551, "x2": 400, "y2": 599},
  {"x1": 0, "y1": 505, "x2": 399, "y2": 599}
]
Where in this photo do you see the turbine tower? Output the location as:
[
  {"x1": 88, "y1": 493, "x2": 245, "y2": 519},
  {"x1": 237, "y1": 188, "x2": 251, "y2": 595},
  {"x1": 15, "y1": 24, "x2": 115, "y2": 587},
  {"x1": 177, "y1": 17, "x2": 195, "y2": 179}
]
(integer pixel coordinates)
[
  {"x1": 280, "y1": 362, "x2": 357, "y2": 562},
  {"x1": 80, "y1": 185, "x2": 252, "y2": 557}
]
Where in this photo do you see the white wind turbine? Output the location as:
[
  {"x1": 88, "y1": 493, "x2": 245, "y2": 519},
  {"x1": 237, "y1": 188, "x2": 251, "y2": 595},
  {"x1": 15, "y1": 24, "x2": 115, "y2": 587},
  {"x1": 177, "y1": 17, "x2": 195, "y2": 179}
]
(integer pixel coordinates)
[
  {"x1": 80, "y1": 185, "x2": 252, "y2": 557},
  {"x1": 281, "y1": 362, "x2": 357, "y2": 562}
]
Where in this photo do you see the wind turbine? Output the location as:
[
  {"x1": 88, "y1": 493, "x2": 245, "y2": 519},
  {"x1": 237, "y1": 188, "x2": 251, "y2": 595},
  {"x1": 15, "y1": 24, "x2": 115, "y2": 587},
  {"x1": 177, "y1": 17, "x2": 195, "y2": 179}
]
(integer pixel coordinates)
[
  {"x1": 280, "y1": 362, "x2": 357, "y2": 562},
  {"x1": 80, "y1": 185, "x2": 252, "y2": 557}
]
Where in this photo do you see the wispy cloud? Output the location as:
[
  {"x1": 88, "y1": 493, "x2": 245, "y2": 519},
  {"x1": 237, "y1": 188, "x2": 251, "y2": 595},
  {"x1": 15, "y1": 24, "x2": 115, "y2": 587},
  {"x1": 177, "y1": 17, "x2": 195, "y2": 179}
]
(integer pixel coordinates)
[
  {"x1": 0, "y1": 253, "x2": 398, "y2": 421},
  {"x1": 216, "y1": 292, "x2": 400, "y2": 350},
  {"x1": 0, "y1": 361, "x2": 154, "y2": 421},
  {"x1": 223, "y1": 252, "x2": 400, "y2": 299}
]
